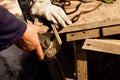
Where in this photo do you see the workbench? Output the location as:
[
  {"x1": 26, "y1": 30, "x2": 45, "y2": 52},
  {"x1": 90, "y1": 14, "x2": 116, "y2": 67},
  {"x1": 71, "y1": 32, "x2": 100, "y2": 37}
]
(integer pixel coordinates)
[
  {"x1": 1, "y1": 0, "x2": 120, "y2": 80},
  {"x1": 59, "y1": 0, "x2": 120, "y2": 80}
]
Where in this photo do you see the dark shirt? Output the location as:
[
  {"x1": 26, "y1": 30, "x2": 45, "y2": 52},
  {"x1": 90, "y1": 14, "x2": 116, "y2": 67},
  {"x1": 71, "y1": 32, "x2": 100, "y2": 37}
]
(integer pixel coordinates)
[{"x1": 0, "y1": 5, "x2": 27, "y2": 51}]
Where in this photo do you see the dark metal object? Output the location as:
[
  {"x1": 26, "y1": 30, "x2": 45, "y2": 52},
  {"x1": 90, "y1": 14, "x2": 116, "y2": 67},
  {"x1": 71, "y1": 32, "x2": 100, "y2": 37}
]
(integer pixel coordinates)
[
  {"x1": 51, "y1": 0, "x2": 81, "y2": 15},
  {"x1": 71, "y1": 3, "x2": 102, "y2": 23},
  {"x1": 51, "y1": 0, "x2": 102, "y2": 23},
  {"x1": 18, "y1": 0, "x2": 34, "y2": 22}
]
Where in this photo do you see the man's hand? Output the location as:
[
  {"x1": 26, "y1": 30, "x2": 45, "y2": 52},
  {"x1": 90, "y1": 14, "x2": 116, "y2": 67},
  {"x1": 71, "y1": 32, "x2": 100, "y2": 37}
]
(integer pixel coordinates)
[
  {"x1": 31, "y1": 0, "x2": 72, "y2": 28},
  {"x1": 16, "y1": 21, "x2": 44, "y2": 60}
]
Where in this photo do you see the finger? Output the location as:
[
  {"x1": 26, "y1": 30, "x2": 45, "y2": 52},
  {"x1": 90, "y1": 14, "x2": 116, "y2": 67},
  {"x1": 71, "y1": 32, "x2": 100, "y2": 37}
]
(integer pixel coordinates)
[
  {"x1": 45, "y1": 11, "x2": 60, "y2": 28},
  {"x1": 35, "y1": 42, "x2": 44, "y2": 60},
  {"x1": 45, "y1": 11, "x2": 53, "y2": 21},
  {"x1": 45, "y1": 11, "x2": 58, "y2": 24},
  {"x1": 50, "y1": 15, "x2": 57, "y2": 24},
  {"x1": 51, "y1": 11, "x2": 66, "y2": 27},
  {"x1": 58, "y1": 8, "x2": 72, "y2": 25},
  {"x1": 50, "y1": 16, "x2": 59, "y2": 28}
]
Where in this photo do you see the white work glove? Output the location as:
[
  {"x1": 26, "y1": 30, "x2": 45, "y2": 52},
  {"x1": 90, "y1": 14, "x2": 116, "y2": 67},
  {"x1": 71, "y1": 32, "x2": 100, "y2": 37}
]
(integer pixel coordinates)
[{"x1": 31, "y1": 0, "x2": 72, "y2": 28}]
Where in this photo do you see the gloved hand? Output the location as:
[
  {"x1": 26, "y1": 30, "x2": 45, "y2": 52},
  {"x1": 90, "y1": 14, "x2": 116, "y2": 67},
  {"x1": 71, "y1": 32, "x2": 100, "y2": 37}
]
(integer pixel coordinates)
[{"x1": 31, "y1": 0, "x2": 72, "y2": 28}]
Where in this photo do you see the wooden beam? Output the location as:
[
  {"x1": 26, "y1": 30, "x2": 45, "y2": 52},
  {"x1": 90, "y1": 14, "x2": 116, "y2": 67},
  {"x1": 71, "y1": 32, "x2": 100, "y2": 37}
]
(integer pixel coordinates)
[
  {"x1": 73, "y1": 42, "x2": 88, "y2": 80},
  {"x1": 82, "y1": 39, "x2": 120, "y2": 55},
  {"x1": 102, "y1": 25, "x2": 120, "y2": 36},
  {"x1": 67, "y1": 29, "x2": 99, "y2": 41},
  {"x1": 59, "y1": 18, "x2": 120, "y2": 34}
]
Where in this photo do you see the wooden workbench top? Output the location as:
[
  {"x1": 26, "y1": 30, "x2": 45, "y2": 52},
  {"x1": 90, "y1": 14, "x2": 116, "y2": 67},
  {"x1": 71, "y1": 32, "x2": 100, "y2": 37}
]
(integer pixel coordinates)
[
  {"x1": 1, "y1": 0, "x2": 120, "y2": 34},
  {"x1": 59, "y1": 0, "x2": 120, "y2": 33}
]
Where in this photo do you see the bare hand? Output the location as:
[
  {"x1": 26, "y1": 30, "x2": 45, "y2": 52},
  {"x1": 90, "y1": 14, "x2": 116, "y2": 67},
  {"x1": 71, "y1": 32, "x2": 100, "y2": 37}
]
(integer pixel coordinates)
[{"x1": 16, "y1": 21, "x2": 44, "y2": 60}]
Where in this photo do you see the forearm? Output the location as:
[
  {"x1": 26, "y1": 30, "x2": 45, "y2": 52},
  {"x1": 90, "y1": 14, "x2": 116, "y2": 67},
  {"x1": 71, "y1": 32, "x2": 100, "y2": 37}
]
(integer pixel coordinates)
[{"x1": 0, "y1": 5, "x2": 27, "y2": 51}]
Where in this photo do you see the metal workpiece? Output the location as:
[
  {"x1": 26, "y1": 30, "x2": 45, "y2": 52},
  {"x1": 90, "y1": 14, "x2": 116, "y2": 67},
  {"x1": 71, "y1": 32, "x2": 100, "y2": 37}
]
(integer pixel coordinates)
[{"x1": 38, "y1": 33, "x2": 61, "y2": 60}]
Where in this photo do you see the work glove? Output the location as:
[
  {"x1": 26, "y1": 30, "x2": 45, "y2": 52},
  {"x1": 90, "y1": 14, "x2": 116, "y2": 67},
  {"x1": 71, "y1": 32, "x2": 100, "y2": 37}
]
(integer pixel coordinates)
[{"x1": 31, "y1": 0, "x2": 72, "y2": 28}]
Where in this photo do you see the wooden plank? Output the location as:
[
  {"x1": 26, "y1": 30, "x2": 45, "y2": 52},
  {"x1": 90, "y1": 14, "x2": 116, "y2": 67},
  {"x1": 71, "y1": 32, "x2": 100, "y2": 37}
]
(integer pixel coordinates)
[
  {"x1": 67, "y1": 29, "x2": 99, "y2": 41},
  {"x1": 102, "y1": 25, "x2": 120, "y2": 36},
  {"x1": 59, "y1": 0, "x2": 120, "y2": 34},
  {"x1": 82, "y1": 39, "x2": 120, "y2": 55},
  {"x1": 0, "y1": 0, "x2": 23, "y2": 18},
  {"x1": 73, "y1": 42, "x2": 88, "y2": 80},
  {"x1": 59, "y1": 18, "x2": 120, "y2": 34}
]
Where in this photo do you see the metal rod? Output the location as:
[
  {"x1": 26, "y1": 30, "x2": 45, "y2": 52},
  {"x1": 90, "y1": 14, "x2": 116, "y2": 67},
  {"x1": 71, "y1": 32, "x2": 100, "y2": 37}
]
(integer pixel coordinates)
[{"x1": 51, "y1": 24, "x2": 62, "y2": 45}]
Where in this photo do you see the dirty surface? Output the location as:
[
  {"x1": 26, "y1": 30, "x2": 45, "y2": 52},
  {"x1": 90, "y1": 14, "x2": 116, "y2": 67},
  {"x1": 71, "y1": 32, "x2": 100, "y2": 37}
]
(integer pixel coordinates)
[{"x1": 60, "y1": 0, "x2": 120, "y2": 33}]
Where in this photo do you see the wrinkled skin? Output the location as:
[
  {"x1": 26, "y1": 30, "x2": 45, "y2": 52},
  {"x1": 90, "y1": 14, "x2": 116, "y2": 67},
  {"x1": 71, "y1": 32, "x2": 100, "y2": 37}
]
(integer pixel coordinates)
[{"x1": 16, "y1": 21, "x2": 44, "y2": 60}]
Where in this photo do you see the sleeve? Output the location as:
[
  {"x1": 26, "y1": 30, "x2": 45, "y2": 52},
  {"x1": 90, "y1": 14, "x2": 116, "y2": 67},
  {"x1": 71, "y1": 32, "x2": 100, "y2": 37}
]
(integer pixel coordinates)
[{"x1": 0, "y1": 5, "x2": 27, "y2": 51}]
